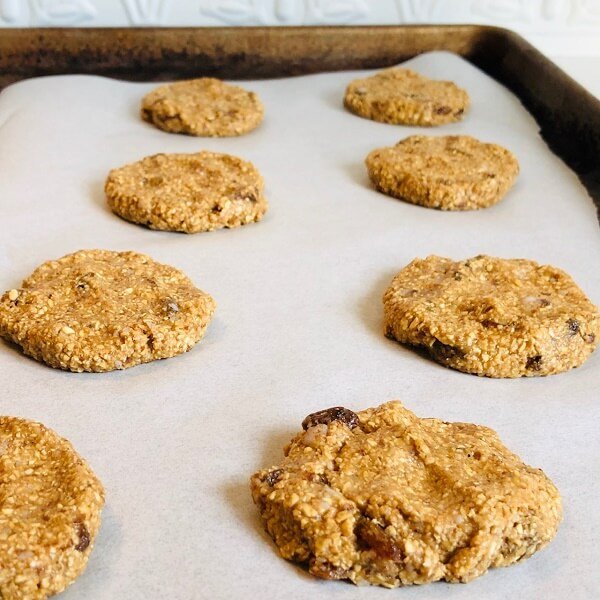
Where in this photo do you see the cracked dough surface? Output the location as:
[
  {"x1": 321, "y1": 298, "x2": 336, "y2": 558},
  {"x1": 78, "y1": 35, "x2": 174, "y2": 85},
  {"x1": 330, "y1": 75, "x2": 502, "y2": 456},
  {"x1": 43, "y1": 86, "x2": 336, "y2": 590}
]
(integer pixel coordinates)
[
  {"x1": 141, "y1": 78, "x2": 264, "y2": 137},
  {"x1": 384, "y1": 255, "x2": 599, "y2": 377},
  {"x1": 0, "y1": 249, "x2": 216, "y2": 372},
  {"x1": 105, "y1": 151, "x2": 267, "y2": 233},
  {"x1": 344, "y1": 68, "x2": 469, "y2": 126},
  {"x1": 0, "y1": 417, "x2": 104, "y2": 599},
  {"x1": 366, "y1": 135, "x2": 519, "y2": 210},
  {"x1": 250, "y1": 401, "x2": 562, "y2": 588}
]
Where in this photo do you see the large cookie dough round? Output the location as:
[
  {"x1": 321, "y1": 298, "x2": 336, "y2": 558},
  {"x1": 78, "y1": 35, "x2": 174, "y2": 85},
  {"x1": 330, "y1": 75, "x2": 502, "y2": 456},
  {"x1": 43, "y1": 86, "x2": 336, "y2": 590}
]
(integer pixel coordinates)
[
  {"x1": 251, "y1": 401, "x2": 562, "y2": 587},
  {"x1": 141, "y1": 78, "x2": 264, "y2": 137},
  {"x1": 105, "y1": 152, "x2": 267, "y2": 233},
  {"x1": 0, "y1": 250, "x2": 216, "y2": 372},
  {"x1": 0, "y1": 417, "x2": 105, "y2": 599},
  {"x1": 366, "y1": 135, "x2": 519, "y2": 210},
  {"x1": 344, "y1": 68, "x2": 469, "y2": 126},
  {"x1": 384, "y1": 255, "x2": 599, "y2": 377}
]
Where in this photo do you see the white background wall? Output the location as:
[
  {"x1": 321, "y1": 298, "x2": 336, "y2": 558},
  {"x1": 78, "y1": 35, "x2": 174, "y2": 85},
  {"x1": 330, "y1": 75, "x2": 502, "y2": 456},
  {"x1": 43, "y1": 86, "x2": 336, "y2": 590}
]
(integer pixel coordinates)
[{"x1": 1, "y1": 1, "x2": 599, "y2": 57}]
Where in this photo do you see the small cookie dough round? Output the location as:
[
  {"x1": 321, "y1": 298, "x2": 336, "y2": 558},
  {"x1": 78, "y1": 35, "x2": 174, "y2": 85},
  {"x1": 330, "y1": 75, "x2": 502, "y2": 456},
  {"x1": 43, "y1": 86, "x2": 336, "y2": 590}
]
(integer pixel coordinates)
[
  {"x1": 141, "y1": 78, "x2": 264, "y2": 137},
  {"x1": 251, "y1": 401, "x2": 562, "y2": 587},
  {"x1": 344, "y1": 68, "x2": 469, "y2": 126},
  {"x1": 105, "y1": 151, "x2": 267, "y2": 233},
  {"x1": 0, "y1": 416, "x2": 104, "y2": 599},
  {"x1": 384, "y1": 255, "x2": 599, "y2": 377},
  {"x1": 0, "y1": 249, "x2": 216, "y2": 372},
  {"x1": 366, "y1": 135, "x2": 519, "y2": 210}
]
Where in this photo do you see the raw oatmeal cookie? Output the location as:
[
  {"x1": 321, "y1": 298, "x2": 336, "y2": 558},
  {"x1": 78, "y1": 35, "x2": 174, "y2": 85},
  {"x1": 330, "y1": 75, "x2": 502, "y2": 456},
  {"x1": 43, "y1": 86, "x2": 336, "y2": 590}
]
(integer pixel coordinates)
[
  {"x1": 344, "y1": 68, "x2": 469, "y2": 126},
  {"x1": 251, "y1": 401, "x2": 562, "y2": 587},
  {"x1": 0, "y1": 417, "x2": 104, "y2": 599},
  {"x1": 0, "y1": 249, "x2": 216, "y2": 372},
  {"x1": 141, "y1": 78, "x2": 263, "y2": 137},
  {"x1": 384, "y1": 255, "x2": 599, "y2": 377},
  {"x1": 105, "y1": 151, "x2": 267, "y2": 233},
  {"x1": 366, "y1": 135, "x2": 519, "y2": 210}
]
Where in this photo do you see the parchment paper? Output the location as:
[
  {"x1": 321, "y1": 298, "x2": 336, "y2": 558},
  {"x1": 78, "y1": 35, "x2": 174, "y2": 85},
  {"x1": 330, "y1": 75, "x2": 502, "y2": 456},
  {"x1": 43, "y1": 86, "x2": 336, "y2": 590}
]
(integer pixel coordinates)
[{"x1": 0, "y1": 52, "x2": 598, "y2": 600}]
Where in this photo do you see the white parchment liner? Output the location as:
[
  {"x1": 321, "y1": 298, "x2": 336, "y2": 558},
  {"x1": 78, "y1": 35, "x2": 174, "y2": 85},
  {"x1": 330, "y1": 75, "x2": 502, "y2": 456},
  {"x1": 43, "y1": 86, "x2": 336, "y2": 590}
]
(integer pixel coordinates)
[{"x1": 0, "y1": 52, "x2": 598, "y2": 599}]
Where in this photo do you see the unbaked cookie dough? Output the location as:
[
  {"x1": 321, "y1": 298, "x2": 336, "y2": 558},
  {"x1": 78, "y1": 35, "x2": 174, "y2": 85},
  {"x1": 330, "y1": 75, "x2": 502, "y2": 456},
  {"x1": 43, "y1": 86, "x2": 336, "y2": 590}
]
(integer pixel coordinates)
[
  {"x1": 384, "y1": 255, "x2": 599, "y2": 377},
  {"x1": 251, "y1": 401, "x2": 562, "y2": 587},
  {"x1": 141, "y1": 78, "x2": 264, "y2": 137},
  {"x1": 105, "y1": 151, "x2": 268, "y2": 233},
  {"x1": 0, "y1": 416, "x2": 104, "y2": 599},
  {"x1": 344, "y1": 68, "x2": 469, "y2": 126},
  {"x1": 366, "y1": 135, "x2": 519, "y2": 210},
  {"x1": 0, "y1": 249, "x2": 216, "y2": 372}
]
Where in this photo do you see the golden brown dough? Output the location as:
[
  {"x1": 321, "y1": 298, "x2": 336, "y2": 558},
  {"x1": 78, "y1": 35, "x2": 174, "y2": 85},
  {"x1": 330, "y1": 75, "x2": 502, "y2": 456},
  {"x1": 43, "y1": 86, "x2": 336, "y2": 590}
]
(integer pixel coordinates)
[
  {"x1": 141, "y1": 78, "x2": 263, "y2": 137},
  {"x1": 0, "y1": 417, "x2": 104, "y2": 599},
  {"x1": 366, "y1": 135, "x2": 519, "y2": 210},
  {"x1": 0, "y1": 250, "x2": 216, "y2": 372},
  {"x1": 384, "y1": 255, "x2": 599, "y2": 377},
  {"x1": 344, "y1": 68, "x2": 469, "y2": 126},
  {"x1": 251, "y1": 401, "x2": 562, "y2": 587},
  {"x1": 105, "y1": 151, "x2": 267, "y2": 233}
]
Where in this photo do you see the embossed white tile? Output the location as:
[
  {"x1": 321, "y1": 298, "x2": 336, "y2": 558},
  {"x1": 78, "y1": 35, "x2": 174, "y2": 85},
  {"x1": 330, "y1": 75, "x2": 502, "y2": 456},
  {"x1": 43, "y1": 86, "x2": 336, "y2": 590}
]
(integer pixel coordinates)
[
  {"x1": 122, "y1": 0, "x2": 168, "y2": 25},
  {"x1": 32, "y1": 0, "x2": 97, "y2": 25},
  {"x1": 0, "y1": 0, "x2": 22, "y2": 22}
]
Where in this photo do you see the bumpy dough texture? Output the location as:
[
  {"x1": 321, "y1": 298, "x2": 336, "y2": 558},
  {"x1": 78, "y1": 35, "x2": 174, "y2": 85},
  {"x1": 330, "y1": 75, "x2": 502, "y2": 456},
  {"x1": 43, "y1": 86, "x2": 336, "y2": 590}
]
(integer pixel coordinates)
[
  {"x1": 0, "y1": 417, "x2": 104, "y2": 599},
  {"x1": 384, "y1": 255, "x2": 599, "y2": 377},
  {"x1": 250, "y1": 401, "x2": 562, "y2": 588},
  {"x1": 344, "y1": 68, "x2": 469, "y2": 126},
  {"x1": 141, "y1": 78, "x2": 264, "y2": 137},
  {"x1": 366, "y1": 135, "x2": 519, "y2": 210},
  {"x1": 105, "y1": 152, "x2": 268, "y2": 233},
  {"x1": 0, "y1": 250, "x2": 216, "y2": 372}
]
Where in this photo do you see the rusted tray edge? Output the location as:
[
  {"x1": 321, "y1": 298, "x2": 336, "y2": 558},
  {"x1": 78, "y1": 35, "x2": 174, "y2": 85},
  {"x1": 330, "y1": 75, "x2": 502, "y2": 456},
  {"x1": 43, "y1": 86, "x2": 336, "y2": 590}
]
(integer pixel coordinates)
[{"x1": 1, "y1": 25, "x2": 598, "y2": 214}]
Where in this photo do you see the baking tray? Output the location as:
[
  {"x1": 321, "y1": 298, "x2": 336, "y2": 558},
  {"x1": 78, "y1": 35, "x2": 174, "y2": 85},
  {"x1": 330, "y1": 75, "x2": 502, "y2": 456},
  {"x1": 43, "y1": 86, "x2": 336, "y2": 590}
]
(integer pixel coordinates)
[
  {"x1": 0, "y1": 26, "x2": 599, "y2": 600},
  {"x1": 1, "y1": 25, "x2": 599, "y2": 214}
]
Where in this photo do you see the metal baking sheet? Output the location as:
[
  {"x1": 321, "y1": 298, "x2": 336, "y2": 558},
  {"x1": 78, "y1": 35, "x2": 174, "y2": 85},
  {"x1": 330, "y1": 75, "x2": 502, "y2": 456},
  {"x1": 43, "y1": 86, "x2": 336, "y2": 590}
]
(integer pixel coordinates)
[{"x1": 0, "y1": 51, "x2": 598, "y2": 599}]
